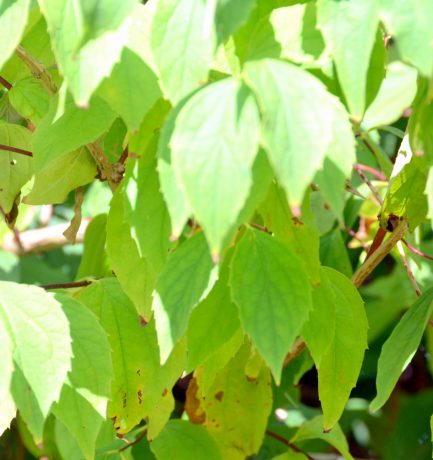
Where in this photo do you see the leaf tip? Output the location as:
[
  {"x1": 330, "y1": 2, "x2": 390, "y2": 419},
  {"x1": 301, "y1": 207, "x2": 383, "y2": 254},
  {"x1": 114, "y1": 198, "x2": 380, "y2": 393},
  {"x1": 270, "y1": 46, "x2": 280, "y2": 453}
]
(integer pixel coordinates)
[
  {"x1": 169, "y1": 233, "x2": 179, "y2": 242},
  {"x1": 211, "y1": 251, "x2": 220, "y2": 264}
]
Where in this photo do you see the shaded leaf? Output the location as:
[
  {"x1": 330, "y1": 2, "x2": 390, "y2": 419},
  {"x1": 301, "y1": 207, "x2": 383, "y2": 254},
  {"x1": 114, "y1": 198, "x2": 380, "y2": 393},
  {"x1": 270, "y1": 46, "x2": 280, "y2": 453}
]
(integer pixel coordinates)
[
  {"x1": 98, "y1": 48, "x2": 161, "y2": 131},
  {"x1": 371, "y1": 288, "x2": 433, "y2": 412},
  {"x1": 315, "y1": 268, "x2": 368, "y2": 430},
  {"x1": 291, "y1": 415, "x2": 354, "y2": 460},
  {"x1": 24, "y1": 148, "x2": 96, "y2": 205},
  {"x1": 153, "y1": 232, "x2": 217, "y2": 363},
  {"x1": 151, "y1": 420, "x2": 222, "y2": 460},
  {"x1": 33, "y1": 92, "x2": 115, "y2": 172},
  {"x1": 230, "y1": 228, "x2": 312, "y2": 383}
]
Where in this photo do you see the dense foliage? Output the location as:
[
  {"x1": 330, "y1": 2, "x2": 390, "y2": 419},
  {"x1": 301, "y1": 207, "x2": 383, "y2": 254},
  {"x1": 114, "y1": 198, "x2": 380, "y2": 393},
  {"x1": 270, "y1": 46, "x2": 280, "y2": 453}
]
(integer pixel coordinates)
[{"x1": 1, "y1": 0, "x2": 433, "y2": 459}]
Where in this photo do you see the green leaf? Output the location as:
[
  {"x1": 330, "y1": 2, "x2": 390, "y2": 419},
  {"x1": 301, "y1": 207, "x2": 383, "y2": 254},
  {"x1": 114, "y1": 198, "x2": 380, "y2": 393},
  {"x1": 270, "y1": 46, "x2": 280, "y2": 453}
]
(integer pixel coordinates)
[
  {"x1": 215, "y1": 0, "x2": 256, "y2": 43},
  {"x1": 244, "y1": 58, "x2": 354, "y2": 209},
  {"x1": 317, "y1": 0, "x2": 380, "y2": 118},
  {"x1": 319, "y1": 228, "x2": 353, "y2": 278},
  {"x1": 24, "y1": 148, "x2": 96, "y2": 205},
  {"x1": 32, "y1": 91, "x2": 116, "y2": 172},
  {"x1": 408, "y1": 78, "x2": 433, "y2": 164},
  {"x1": 51, "y1": 295, "x2": 112, "y2": 460},
  {"x1": 0, "y1": 282, "x2": 72, "y2": 416},
  {"x1": 78, "y1": 278, "x2": 185, "y2": 437},
  {"x1": 291, "y1": 415, "x2": 354, "y2": 460},
  {"x1": 123, "y1": 135, "x2": 171, "y2": 274},
  {"x1": 8, "y1": 77, "x2": 51, "y2": 125},
  {"x1": 301, "y1": 267, "x2": 336, "y2": 368},
  {"x1": 151, "y1": 420, "x2": 222, "y2": 460},
  {"x1": 259, "y1": 182, "x2": 321, "y2": 283},
  {"x1": 186, "y1": 341, "x2": 272, "y2": 459},
  {"x1": 153, "y1": 232, "x2": 217, "y2": 363},
  {"x1": 272, "y1": 453, "x2": 308, "y2": 460},
  {"x1": 0, "y1": 0, "x2": 30, "y2": 70},
  {"x1": 106, "y1": 187, "x2": 155, "y2": 319},
  {"x1": 187, "y1": 256, "x2": 240, "y2": 371},
  {"x1": 363, "y1": 62, "x2": 418, "y2": 130},
  {"x1": 10, "y1": 366, "x2": 45, "y2": 441},
  {"x1": 0, "y1": 124, "x2": 33, "y2": 213},
  {"x1": 270, "y1": 3, "x2": 326, "y2": 65},
  {"x1": 380, "y1": 0, "x2": 433, "y2": 78},
  {"x1": 98, "y1": 48, "x2": 161, "y2": 131},
  {"x1": 0, "y1": 318, "x2": 15, "y2": 435},
  {"x1": 315, "y1": 267, "x2": 368, "y2": 430},
  {"x1": 151, "y1": 0, "x2": 217, "y2": 103},
  {"x1": 171, "y1": 78, "x2": 260, "y2": 256},
  {"x1": 157, "y1": 98, "x2": 192, "y2": 239},
  {"x1": 76, "y1": 214, "x2": 110, "y2": 279},
  {"x1": 230, "y1": 228, "x2": 312, "y2": 383},
  {"x1": 381, "y1": 136, "x2": 428, "y2": 231},
  {"x1": 234, "y1": 7, "x2": 281, "y2": 64},
  {"x1": 38, "y1": 0, "x2": 134, "y2": 105},
  {"x1": 371, "y1": 288, "x2": 433, "y2": 412}
]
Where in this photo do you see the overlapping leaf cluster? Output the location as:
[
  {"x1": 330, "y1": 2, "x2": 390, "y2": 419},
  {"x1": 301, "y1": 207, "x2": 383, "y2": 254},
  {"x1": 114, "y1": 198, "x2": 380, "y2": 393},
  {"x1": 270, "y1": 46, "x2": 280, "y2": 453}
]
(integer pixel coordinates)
[{"x1": 1, "y1": 0, "x2": 433, "y2": 458}]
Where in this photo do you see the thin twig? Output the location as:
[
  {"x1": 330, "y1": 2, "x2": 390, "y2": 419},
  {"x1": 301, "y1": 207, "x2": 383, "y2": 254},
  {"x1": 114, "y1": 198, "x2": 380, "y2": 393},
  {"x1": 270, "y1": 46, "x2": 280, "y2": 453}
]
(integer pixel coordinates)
[
  {"x1": 249, "y1": 222, "x2": 272, "y2": 234},
  {"x1": 0, "y1": 144, "x2": 33, "y2": 157},
  {"x1": 265, "y1": 430, "x2": 315, "y2": 460},
  {"x1": 354, "y1": 164, "x2": 383, "y2": 205},
  {"x1": 118, "y1": 428, "x2": 148, "y2": 452},
  {"x1": 397, "y1": 241, "x2": 421, "y2": 297},
  {"x1": 344, "y1": 225, "x2": 370, "y2": 251},
  {"x1": 402, "y1": 239, "x2": 433, "y2": 261},
  {"x1": 0, "y1": 75, "x2": 12, "y2": 90},
  {"x1": 354, "y1": 163, "x2": 386, "y2": 181},
  {"x1": 118, "y1": 145, "x2": 129, "y2": 165},
  {"x1": 352, "y1": 219, "x2": 408, "y2": 288},
  {"x1": 40, "y1": 280, "x2": 92, "y2": 290}
]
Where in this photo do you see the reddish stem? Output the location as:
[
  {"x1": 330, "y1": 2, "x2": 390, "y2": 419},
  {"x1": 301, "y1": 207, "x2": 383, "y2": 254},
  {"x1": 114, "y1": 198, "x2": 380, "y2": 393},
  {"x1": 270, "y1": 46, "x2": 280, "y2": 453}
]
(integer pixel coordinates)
[
  {"x1": 0, "y1": 144, "x2": 33, "y2": 157},
  {"x1": 354, "y1": 162, "x2": 386, "y2": 181},
  {"x1": 366, "y1": 227, "x2": 387, "y2": 259},
  {"x1": 0, "y1": 75, "x2": 12, "y2": 90}
]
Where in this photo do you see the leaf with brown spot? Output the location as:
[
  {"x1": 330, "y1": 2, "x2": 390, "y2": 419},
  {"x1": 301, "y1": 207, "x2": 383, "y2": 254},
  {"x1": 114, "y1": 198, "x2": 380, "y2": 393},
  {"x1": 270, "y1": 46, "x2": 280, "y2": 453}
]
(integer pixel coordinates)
[{"x1": 185, "y1": 341, "x2": 272, "y2": 459}]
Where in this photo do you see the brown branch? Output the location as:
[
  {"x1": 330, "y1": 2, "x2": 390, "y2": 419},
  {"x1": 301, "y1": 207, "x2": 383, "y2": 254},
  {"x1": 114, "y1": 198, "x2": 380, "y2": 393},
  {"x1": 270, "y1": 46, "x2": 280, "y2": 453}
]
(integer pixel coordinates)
[
  {"x1": 0, "y1": 144, "x2": 33, "y2": 157},
  {"x1": 41, "y1": 280, "x2": 92, "y2": 290},
  {"x1": 118, "y1": 145, "x2": 129, "y2": 165},
  {"x1": 0, "y1": 75, "x2": 12, "y2": 90},
  {"x1": 352, "y1": 219, "x2": 408, "y2": 288},
  {"x1": 2, "y1": 220, "x2": 89, "y2": 255},
  {"x1": 265, "y1": 430, "x2": 315, "y2": 460},
  {"x1": 249, "y1": 222, "x2": 272, "y2": 234}
]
